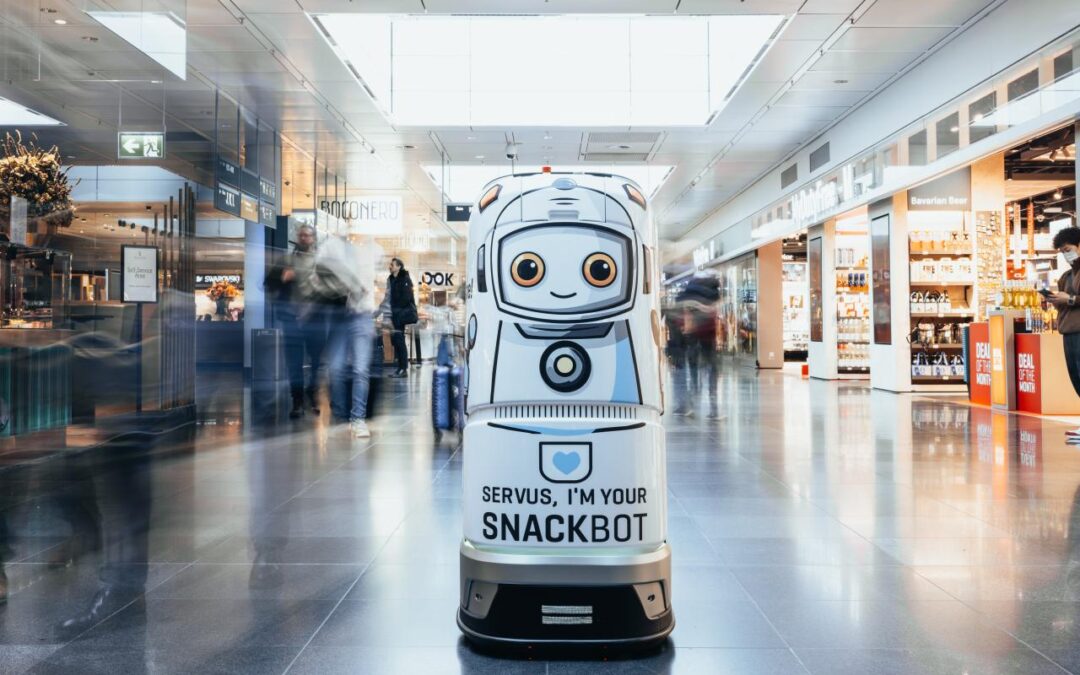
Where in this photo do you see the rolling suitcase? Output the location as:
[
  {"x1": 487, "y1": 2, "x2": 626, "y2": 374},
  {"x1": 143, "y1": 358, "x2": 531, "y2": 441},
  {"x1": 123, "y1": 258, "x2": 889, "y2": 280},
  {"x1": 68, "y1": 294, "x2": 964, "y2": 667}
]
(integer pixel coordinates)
[
  {"x1": 432, "y1": 364, "x2": 452, "y2": 432},
  {"x1": 450, "y1": 365, "x2": 466, "y2": 431}
]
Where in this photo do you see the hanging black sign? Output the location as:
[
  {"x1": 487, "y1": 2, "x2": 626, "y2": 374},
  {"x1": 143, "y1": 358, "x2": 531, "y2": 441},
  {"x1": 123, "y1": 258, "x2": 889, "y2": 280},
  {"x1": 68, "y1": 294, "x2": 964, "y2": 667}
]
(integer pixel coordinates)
[
  {"x1": 215, "y1": 183, "x2": 241, "y2": 217},
  {"x1": 260, "y1": 177, "x2": 277, "y2": 203},
  {"x1": 241, "y1": 169, "x2": 260, "y2": 199},
  {"x1": 216, "y1": 157, "x2": 239, "y2": 188},
  {"x1": 259, "y1": 201, "x2": 276, "y2": 227}
]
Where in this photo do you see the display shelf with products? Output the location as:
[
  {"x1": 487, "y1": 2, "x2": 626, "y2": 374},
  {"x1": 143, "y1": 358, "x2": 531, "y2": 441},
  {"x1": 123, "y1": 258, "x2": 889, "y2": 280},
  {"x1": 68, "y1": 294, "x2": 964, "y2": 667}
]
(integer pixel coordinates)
[
  {"x1": 907, "y1": 212, "x2": 974, "y2": 386},
  {"x1": 782, "y1": 260, "x2": 808, "y2": 359},
  {"x1": 835, "y1": 223, "x2": 870, "y2": 375}
]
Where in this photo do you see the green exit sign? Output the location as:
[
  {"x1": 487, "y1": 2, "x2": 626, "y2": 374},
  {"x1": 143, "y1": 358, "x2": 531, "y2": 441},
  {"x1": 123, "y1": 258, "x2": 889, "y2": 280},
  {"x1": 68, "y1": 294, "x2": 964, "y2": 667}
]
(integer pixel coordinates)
[{"x1": 117, "y1": 132, "x2": 165, "y2": 159}]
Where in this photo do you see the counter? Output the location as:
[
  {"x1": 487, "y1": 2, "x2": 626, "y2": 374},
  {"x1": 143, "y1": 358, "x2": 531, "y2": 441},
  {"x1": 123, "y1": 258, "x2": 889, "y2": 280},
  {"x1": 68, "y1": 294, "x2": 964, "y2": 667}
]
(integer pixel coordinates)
[
  {"x1": 968, "y1": 315, "x2": 1080, "y2": 415},
  {"x1": 1015, "y1": 333, "x2": 1080, "y2": 415}
]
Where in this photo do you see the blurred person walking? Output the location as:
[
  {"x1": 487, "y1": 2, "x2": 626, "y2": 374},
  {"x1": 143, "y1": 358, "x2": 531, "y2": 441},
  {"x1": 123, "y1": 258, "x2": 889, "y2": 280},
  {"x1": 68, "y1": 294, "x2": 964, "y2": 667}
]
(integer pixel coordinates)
[
  {"x1": 678, "y1": 275, "x2": 721, "y2": 418},
  {"x1": 266, "y1": 224, "x2": 327, "y2": 418},
  {"x1": 386, "y1": 257, "x2": 418, "y2": 378},
  {"x1": 314, "y1": 235, "x2": 378, "y2": 438}
]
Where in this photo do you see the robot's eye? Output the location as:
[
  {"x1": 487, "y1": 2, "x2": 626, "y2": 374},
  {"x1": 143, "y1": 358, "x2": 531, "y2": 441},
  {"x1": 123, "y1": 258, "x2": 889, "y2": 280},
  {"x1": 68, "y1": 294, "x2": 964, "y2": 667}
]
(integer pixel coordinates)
[
  {"x1": 583, "y1": 252, "x2": 617, "y2": 288},
  {"x1": 511, "y1": 252, "x2": 545, "y2": 287}
]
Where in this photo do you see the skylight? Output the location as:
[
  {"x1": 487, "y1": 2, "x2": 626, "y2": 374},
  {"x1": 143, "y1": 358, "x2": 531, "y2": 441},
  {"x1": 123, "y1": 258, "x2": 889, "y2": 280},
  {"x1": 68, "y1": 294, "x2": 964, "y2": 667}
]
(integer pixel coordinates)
[
  {"x1": 86, "y1": 11, "x2": 187, "y2": 80},
  {"x1": 0, "y1": 97, "x2": 64, "y2": 126},
  {"x1": 423, "y1": 164, "x2": 674, "y2": 205},
  {"x1": 313, "y1": 14, "x2": 784, "y2": 127}
]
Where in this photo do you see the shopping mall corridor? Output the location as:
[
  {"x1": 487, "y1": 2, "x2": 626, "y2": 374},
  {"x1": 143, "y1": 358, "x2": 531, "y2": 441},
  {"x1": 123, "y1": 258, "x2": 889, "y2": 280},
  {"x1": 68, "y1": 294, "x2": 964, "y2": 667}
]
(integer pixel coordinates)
[{"x1": 1, "y1": 367, "x2": 1080, "y2": 674}]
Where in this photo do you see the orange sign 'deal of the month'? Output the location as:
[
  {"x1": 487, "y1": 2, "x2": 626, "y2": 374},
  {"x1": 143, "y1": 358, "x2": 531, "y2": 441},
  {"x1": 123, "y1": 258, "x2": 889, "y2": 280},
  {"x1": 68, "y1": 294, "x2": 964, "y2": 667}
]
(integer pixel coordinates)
[
  {"x1": 1015, "y1": 334, "x2": 1041, "y2": 414},
  {"x1": 969, "y1": 322, "x2": 991, "y2": 406}
]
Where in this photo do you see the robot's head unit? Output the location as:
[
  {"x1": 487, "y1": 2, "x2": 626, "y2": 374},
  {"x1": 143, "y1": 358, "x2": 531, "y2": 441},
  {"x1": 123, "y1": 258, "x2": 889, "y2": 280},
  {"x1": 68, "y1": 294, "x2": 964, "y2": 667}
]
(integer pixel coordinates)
[{"x1": 470, "y1": 172, "x2": 652, "y2": 324}]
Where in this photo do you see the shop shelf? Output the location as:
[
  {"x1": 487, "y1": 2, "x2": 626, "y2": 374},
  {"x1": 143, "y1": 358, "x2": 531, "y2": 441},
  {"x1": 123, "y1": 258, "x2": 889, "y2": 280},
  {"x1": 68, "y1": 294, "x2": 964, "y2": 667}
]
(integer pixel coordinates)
[
  {"x1": 912, "y1": 375, "x2": 964, "y2": 383},
  {"x1": 910, "y1": 343, "x2": 964, "y2": 350},
  {"x1": 909, "y1": 281, "x2": 973, "y2": 287},
  {"x1": 910, "y1": 311, "x2": 975, "y2": 318},
  {"x1": 908, "y1": 251, "x2": 972, "y2": 257}
]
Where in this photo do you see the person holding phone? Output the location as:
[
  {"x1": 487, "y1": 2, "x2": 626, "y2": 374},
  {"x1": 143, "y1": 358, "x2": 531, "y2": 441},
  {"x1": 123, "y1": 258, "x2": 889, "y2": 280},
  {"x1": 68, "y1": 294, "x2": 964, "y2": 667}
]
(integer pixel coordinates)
[{"x1": 1049, "y1": 227, "x2": 1080, "y2": 438}]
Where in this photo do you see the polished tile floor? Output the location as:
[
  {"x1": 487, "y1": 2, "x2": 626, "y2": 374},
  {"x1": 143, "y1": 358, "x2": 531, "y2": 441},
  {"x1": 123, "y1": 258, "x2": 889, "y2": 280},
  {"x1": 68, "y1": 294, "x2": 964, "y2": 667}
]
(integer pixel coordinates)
[{"x1": 2, "y1": 365, "x2": 1080, "y2": 673}]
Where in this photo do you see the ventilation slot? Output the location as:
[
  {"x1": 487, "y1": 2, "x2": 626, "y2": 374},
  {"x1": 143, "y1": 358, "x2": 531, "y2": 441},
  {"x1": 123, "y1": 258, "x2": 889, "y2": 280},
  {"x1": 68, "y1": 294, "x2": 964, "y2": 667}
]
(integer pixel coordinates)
[
  {"x1": 494, "y1": 405, "x2": 638, "y2": 420},
  {"x1": 780, "y1": 164, "x2": 798, "y2": 189},
  {"x1": 809, "y1": 142, "x2": 831, "y2": 173}
]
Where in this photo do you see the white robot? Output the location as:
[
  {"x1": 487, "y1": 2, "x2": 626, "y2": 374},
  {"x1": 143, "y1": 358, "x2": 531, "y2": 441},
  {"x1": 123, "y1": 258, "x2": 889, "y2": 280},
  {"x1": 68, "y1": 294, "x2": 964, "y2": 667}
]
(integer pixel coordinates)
[{"x1": 458, "y1": 171, "x2": 672, "y2": 647}]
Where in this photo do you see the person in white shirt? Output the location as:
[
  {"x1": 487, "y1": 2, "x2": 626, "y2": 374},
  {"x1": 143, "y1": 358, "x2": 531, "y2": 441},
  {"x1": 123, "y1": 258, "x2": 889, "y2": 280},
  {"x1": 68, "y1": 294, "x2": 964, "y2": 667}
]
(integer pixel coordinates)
[{"x1": 312, "y1": 234, "x2": 384, "y2": 438}]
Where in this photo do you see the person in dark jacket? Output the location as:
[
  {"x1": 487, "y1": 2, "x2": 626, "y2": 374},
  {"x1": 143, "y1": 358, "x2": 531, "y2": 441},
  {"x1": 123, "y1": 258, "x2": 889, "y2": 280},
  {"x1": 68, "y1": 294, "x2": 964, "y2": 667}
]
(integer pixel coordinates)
[
  {"x1": 1050, "y1": 227, "x2": 1080, "y2": 439},
  {"x1": 387, "y1": 257, "x2": 417, "y2": 377}
]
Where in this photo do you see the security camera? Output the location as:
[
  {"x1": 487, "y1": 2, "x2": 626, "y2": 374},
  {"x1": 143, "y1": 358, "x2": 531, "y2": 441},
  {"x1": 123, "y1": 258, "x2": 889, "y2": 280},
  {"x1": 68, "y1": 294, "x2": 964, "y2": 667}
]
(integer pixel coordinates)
[{"x1": 505, "y1": 142, "x2": 520, "y2": 160}]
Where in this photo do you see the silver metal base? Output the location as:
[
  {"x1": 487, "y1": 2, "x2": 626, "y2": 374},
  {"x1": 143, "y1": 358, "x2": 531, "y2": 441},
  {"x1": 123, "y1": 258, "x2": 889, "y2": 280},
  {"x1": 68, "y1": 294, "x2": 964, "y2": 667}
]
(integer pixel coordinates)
[{"x1": 458, "y1": 541, "x2": 673, "y2": 646}]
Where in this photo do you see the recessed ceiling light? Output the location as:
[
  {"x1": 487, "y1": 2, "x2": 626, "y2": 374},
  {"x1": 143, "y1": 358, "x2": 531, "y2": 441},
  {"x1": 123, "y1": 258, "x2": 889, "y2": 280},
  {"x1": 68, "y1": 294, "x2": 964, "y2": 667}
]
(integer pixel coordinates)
[
  {"x1": 466, "y1": 135, "x2": 476, "y2": 141},
  {"x1": 1053, "y1": 189, "x2": 1064, "y2": 200},
  {"x1": 543, "y1": 134, "x2": 552, "y2": 140},
  {"x1": 0, "y1": 96, "x2": 64, "y2": 126},
  {"x1": 53, "y1": 18, "x2": 67, "y2": 25},
  {"x1": 398, "y1": 144, "x2": 416, "y2": 150},
  {"x1": 608, "y1": 144, "x2": 632, "y2": 150},
  {"x1": 949, "y1": 126, "x2": 959, "y2": 132},
  {"x1": 833, "y1": 79, "x2": 849, "y2": 84},
  {"x1": 474, "y1": 154, "x2": 485, "y2": 159},
  {"x1": 85, "y1": 10, "x2": 187, "y2": 80}
]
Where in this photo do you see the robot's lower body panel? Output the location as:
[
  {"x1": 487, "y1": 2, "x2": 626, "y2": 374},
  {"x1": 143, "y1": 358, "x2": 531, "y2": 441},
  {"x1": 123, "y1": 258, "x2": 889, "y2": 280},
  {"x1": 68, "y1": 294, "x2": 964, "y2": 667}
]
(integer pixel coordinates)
[{"x1": 458, "y1": 409, "x2": 673, "y2": 646}]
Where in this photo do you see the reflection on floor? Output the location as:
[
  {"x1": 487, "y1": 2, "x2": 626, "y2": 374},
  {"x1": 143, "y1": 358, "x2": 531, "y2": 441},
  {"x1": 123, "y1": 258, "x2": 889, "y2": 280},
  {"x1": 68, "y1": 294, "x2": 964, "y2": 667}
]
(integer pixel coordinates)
[{"x1": 1, "y1": 366, "x2": 1080, "y2": 674}]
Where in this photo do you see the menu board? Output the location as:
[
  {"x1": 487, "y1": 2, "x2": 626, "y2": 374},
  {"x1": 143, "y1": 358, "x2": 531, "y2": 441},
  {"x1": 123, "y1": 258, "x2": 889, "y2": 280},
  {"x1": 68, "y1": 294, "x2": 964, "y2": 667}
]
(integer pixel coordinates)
[
  {"x1": 870, "y1": 214, "x2": 891, "y2": 344},
  {"x1": 809, "y1": 237, "x2": 823, "y2": 343},
  {"x1": 121, "y1": 245, "x2": 159, "y2": 303}
]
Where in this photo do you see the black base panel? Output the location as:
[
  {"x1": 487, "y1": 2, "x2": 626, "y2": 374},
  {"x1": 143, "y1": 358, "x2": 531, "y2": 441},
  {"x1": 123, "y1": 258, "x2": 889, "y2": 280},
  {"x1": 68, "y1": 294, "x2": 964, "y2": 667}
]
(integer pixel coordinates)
[{"x1": 458, "y1": 583, "x2": 674, "y2": 648}]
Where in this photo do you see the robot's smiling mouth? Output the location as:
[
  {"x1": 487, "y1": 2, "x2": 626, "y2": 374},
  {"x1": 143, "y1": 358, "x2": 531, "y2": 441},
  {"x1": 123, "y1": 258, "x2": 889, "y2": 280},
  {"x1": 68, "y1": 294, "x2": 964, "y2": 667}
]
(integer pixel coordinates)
[{"x1": 550, "y1": 291, "x2": 577, "y2": 299}]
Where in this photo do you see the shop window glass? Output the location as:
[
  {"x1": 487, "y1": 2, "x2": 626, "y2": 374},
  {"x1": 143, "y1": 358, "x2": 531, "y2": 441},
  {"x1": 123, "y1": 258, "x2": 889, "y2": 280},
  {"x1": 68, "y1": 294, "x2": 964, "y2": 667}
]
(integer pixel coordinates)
[
  {"x1": 936, "y1": 112, "x2": 960, "y2": 159},
  {"x1": 1007, "y1": 68, "x2": 1038, "y2": 101},
  {"x1": 908, "y1": 129, "x2": 928, "y2": 166},
  {"x1": 968, "y1": 91, "x2": 997, "y2": 143}
]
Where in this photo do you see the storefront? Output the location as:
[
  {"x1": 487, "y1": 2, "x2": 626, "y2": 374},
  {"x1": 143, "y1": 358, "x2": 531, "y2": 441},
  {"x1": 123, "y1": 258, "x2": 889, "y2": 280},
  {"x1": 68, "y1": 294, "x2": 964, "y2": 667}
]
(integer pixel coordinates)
[
  {"x1": 807, "y1": 207, "x2": 872, "y2": 379},
  {"x1": 781, "y1": 234, "x2": 809, "y2": 362},
  {"x1": 965, "y1": 123, "x2": 1078, "y2": 413},
  {"x1": 669, "y1": 33, "x2": 1080, "y2": 394}
]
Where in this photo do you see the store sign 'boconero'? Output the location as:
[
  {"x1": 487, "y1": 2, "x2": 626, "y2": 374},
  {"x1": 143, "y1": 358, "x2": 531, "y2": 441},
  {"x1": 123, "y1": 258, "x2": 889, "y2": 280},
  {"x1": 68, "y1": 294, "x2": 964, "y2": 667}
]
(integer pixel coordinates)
[{"x1": 318, "y1": 195, "x2": 403, "y2": 235}]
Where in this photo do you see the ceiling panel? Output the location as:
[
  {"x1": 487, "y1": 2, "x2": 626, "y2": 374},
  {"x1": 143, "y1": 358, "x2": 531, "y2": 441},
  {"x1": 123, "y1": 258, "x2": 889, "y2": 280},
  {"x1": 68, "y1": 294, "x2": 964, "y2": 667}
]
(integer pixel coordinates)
[
  {"x1": 811, "y1": 50, "x2": 922, "y2": 73},
  {"x1": 774, "y1": 88, "x2": 867, "y2": 107},
  {"x1": 781, "y1": 13, "x2": 847, "y2": 40},
  {"x1": 676, "y1": 0, "x2": 801, "y2": 13},
  {"x1": 858, "y1": 0, "x2": 994, "y2": 28},
  {"x1": 791, "y1": 70, "x2": 892, "y2": 92},
  {"x1": 798, "y1": 0, "x2": 863, "y2": 14},
  {"x1": 750, "y1": 40, "x2": 825, "y2": 82},
  {"x1": 832, "y1": 26, "x2": 954, "y2": 52}
]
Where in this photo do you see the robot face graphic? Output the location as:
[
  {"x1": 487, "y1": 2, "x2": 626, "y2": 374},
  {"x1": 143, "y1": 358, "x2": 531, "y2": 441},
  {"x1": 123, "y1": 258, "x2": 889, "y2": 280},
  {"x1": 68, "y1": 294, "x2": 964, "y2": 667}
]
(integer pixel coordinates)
[{"x1": 497, "y1": 223, "x2": 633, "y2": 316}]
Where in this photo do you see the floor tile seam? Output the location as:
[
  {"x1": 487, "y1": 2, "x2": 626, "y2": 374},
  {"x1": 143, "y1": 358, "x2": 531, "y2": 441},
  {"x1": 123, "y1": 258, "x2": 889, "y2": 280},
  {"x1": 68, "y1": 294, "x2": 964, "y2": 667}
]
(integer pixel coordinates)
[
  {"x1": 915, "y1": 567, "x2": 1077, "y2": 675},
  {"x1": 57, "y1": 559, "x2": 197, "y2": 646},
  {"x1": 724, "y1": 559, "x2": 814, "y2": 675},
  {"x1": 282, "y1": 435, "x2": 378, "y2": 504},
  {"x1": 278, "y1": 507, "x2": 412, "y2": 675}
]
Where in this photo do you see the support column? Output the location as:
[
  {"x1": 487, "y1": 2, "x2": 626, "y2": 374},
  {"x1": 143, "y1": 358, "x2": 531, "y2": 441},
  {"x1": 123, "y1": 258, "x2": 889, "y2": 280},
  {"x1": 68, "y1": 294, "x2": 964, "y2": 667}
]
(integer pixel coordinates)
[{"x1": 756, "y1": 240, "x2": 784, "y2": 369}]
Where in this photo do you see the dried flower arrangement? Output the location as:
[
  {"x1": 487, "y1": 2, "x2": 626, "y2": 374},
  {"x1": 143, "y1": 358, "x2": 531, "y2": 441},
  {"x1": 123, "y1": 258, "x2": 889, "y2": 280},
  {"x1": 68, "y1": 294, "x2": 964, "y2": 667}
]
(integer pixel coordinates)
[
  {"x1": 206, "y1": 280, "x2": 240, "y2": 301},
  {"x1": 0, "y1": 131, "x2": 77, "y2": 229}
]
